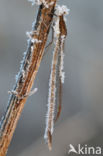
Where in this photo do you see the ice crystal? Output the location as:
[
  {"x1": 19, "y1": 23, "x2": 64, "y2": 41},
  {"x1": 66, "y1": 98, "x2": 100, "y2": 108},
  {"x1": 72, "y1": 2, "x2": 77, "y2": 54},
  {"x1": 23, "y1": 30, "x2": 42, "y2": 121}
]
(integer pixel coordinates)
[{"x1": 55, "y1": 5, "x2": 70, "y2": 16}]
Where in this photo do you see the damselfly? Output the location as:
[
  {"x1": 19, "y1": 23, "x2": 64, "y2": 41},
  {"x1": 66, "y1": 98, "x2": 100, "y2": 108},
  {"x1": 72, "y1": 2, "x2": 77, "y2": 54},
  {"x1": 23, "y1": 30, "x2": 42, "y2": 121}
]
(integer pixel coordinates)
[{"x1": 44, "y1": 5, "x2": 69, "y2": 150}]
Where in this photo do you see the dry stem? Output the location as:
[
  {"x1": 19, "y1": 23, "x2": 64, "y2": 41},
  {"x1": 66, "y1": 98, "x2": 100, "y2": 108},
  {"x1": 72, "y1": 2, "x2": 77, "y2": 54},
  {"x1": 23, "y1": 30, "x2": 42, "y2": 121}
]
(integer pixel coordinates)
[{"x1": 0, "y1": 1, "x2": 57, "y2": 155}]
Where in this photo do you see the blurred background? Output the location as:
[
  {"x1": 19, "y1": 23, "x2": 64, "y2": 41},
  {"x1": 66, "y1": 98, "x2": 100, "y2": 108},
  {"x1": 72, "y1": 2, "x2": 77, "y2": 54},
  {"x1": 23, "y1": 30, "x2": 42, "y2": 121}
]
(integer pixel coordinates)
[{"x1": 0, "y1": 0, "x2": 103, "y2": 155}]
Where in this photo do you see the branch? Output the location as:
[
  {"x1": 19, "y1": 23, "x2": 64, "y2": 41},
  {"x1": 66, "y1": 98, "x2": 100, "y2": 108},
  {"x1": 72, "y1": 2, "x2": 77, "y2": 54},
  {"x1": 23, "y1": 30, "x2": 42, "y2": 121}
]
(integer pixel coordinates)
[{"x1": 0, "y1": 0, "x2": 57, "y2": 155}]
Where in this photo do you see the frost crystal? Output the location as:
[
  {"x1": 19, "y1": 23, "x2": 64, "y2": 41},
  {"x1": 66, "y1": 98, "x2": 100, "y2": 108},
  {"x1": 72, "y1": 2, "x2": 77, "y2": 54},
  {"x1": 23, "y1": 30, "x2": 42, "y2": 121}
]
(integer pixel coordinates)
[
  {"x1": 42, "y1": 0, "x2": 49, "y2": 8},
  {"x1": 32, "y1": 20, "x2": 36, "y2": 29},
  {"x1": 61, "y1": 72, "x2": 65, "y2": 83},
  {"x1": 55, "y1": 5, "x2": 70, "y2": 16},
  {"x1": 28, "y1": 0, "x2": 54, "y2": 7},
  {"x1": 53, "y1": 17, "x2": 60, "y2": 37},
  {"x1": 15, "y1": 73, "x2": 19, "y2": 82},
  {"x1": 59, "y1": 35, "x2": 66, "y2": 83},
  {"x1": 26, "y1": 31, "x2": 42, "y2": 43},
  {"x1": 29, "y1": 88, "x2": 38, "y2": 96},
  {"x1": 28, "y1": 0, "x2": 35, "y2": 5},
  {"x1": 31, "y1": 38, "x2": 42, "y2": 43},
  {"x1": 31, "y1": 46, "x2": 34, "y2": 52},
  {"x1": 22, "y1": 69, "x2": 25, "y2": 79},
  {"x1": 26, "y1": 31, "x2": 32, "y2": 38},
  {"x1": 28, "y1": 0, "x2": 42, "y2": 6},
  {"x1": 42, "y1": 0, "x2": 54, "y2": 8}
]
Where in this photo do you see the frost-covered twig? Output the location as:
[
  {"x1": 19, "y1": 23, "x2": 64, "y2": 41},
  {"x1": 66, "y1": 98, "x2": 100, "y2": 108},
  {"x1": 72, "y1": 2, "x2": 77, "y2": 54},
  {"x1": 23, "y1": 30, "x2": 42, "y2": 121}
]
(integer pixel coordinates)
[
  {"x1": 0, "y1": 0, "x2": 57, "y2": 155},
  {"x1": 44, "y1": 5, "x2": 68, "y2": 150}
]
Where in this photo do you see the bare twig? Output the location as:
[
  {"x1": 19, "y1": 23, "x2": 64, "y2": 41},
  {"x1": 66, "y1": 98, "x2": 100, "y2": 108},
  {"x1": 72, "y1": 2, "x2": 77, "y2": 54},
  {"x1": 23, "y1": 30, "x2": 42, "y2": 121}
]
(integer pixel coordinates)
[{"x1": 0, "y1": 0, "x2": 57, "y2": 155}]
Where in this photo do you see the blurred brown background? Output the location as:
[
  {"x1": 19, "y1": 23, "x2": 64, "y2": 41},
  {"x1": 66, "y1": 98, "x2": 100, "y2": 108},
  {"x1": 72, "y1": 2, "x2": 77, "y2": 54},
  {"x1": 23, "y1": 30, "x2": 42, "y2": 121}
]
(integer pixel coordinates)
[{"x1": 0, "y1": 0, "x2": 103, "y2": 155}]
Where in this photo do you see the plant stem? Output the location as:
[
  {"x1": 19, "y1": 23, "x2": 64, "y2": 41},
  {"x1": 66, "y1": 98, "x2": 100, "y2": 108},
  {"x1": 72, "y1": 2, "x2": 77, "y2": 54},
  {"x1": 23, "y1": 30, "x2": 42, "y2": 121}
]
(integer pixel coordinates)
[{"x1": 0, "y1": 1, "x2": 57, "y2": 155}]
